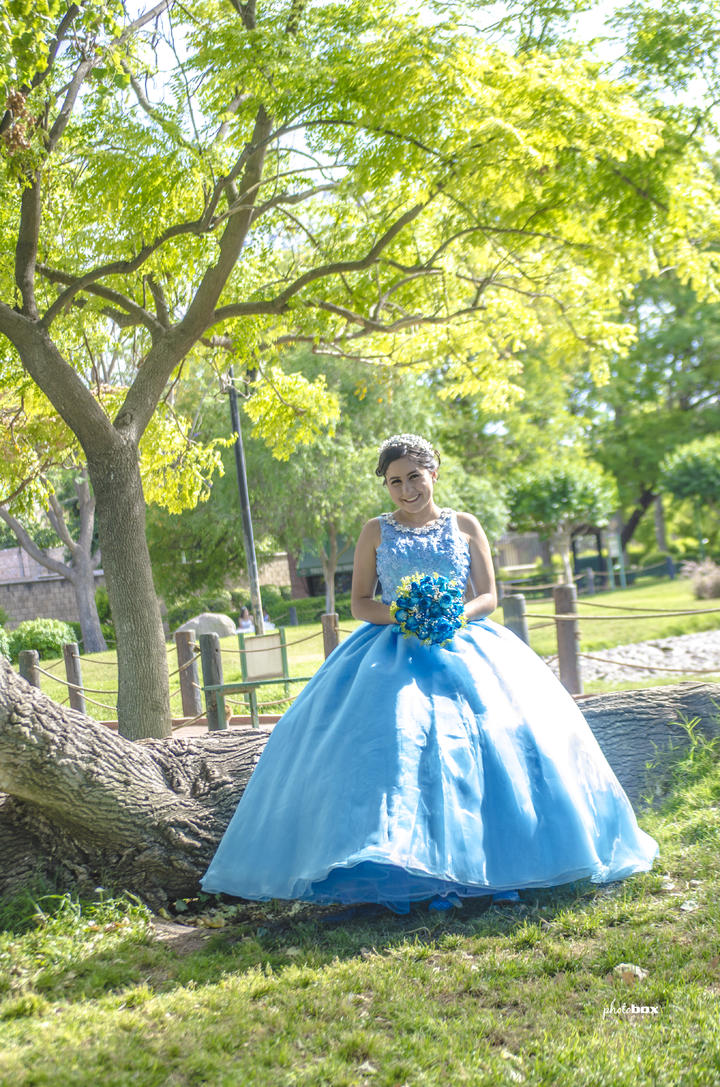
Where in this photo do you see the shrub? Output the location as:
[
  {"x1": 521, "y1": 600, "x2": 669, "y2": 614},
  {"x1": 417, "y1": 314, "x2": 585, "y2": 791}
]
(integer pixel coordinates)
[
  {"x1": 0, "y1": 626, "x2": 9, "y2": 660},
  {"x1": 270, "y1": 592, "x2": 353, "y2": 625},
  {"x1": 66, "y1": 620, "x2": 116, "y2": 650},
  {"x1": 8, "y1": 618, "x2": 76, "y2": 661},
  {"x1": 634, "y1": 551, "x2": 674, "y2": 573},
  {"x1": 95, "y1": 586, "x2": 113, "y2": 625},
  {"x1": 681, "y1": 559, "x2": 720, "y2": 600}
]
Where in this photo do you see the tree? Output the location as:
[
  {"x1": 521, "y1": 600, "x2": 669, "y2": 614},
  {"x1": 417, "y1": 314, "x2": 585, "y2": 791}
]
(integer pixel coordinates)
[
  {"x1": 0, "y1": 467, "x2": 106, "y2": 651},
  {"x1": 148, "y1": 352, "x2": 511, "y2": 614},
  {"x1": 2, "y1": 0, "x2": 718, "y2": 737},
  {"x1": 574, "y1": 274, "x2": 720, "y2": 549},
  {"x1": 662, "y1": 436, "x2": 720, "y2": 514},
  {"x1": 0, "y1": 376, "x2": 226, "y2": 652},
  {"x1": 509, "y1": 460, "x2": 618, "y2": 581},
  {"x1": 661, "y1": 435, "x2": 720, "y2": 553},
  {"x1": 2, "y1": 657, "x2": 717, "y2": 903}
]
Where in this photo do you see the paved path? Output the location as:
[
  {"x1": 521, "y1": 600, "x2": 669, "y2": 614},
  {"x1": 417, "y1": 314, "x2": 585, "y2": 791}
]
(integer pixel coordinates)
[{"x1": 545, "y1": 628, "x2": 720, "y2": 684}]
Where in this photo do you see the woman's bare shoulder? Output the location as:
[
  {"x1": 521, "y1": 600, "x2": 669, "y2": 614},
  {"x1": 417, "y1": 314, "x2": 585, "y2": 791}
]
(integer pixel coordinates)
[
  {"x1": 357, "y1": 517, "x2": 382, "y2": 544},
  {"x1": 455, "y1": 511, "x2": 486, "y2": 537}
]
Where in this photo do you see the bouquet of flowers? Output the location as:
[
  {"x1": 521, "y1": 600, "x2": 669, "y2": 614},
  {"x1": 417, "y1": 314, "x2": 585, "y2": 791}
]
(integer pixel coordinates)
[{"x1": 390, "y1": 572, "x2": 467, "y2": 647}]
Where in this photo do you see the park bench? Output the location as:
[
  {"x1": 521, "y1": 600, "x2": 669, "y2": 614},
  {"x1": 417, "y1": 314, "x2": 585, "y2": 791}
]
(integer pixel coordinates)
[{"x1": 200, "y1": 627, "x2": 314, "y2": 729}]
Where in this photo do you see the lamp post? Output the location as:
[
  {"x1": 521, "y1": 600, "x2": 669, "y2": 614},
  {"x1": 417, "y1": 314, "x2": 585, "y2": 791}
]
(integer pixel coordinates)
[{"x1": 227, "y1": 365, "x2": 264, "y2": 635}]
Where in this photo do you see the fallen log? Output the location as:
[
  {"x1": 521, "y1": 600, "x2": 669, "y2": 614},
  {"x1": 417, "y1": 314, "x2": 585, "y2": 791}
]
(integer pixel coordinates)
[{"x1": 1, "y1": 659, "x2": 718, "y2": 905}]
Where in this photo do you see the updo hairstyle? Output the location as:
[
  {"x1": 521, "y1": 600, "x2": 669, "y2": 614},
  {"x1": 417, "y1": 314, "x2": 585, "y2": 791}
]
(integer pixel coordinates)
[{"x1": 375, "y1": 434, "x2": 440, "y2": 480}]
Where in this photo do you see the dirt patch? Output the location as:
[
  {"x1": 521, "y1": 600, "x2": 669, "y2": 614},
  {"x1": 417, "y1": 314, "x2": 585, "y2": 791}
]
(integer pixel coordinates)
[{"x1": 150, "y1": 918, "x2": 215, "y2": 953}]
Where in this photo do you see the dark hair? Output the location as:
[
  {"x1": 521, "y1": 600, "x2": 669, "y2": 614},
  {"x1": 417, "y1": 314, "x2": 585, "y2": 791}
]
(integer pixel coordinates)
[{"x1": 375, "y1": 438, "x2": 440, "y2": 479}]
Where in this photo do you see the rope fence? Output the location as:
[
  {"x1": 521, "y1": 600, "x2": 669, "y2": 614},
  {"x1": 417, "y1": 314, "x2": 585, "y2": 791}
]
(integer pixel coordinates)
[
  {"x1": 503, "y1": 584, "x2": 720, "y2": 697},
  {"x1": 14, "y1": 585, "x2": 719, "y2": 729},
  {"x1": 525, "y1": 607, "x2": 720, "y2": 621},
  {"x1": 576, "y1": 652, "x2": 720, "y2": 676}
]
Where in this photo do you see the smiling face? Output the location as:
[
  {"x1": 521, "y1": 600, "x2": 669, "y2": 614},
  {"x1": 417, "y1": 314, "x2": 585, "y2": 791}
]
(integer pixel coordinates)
[{"x1": 385, "y1": 455, "x2": 439, "y2": 522}]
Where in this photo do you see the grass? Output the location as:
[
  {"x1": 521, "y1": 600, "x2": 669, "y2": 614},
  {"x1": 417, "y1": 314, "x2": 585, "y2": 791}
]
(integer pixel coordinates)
[
  {"x1": 521, "y1": 577, "x2": 720, "y2": 658},
  {"x1": 30, "y1": 578, "x2": 720, "y2": 720},
  {"x1": 2, "y1": 728, "x2": 720, "y2": 1085}
]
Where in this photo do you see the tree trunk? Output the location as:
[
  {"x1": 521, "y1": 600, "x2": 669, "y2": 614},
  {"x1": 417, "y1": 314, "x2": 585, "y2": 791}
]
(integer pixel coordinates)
[
  {"x1": 552, "y1": 527, "x2": 574, "y2": 583},
  {"x1": 87, "y1": 443, "x2": 171, "y2": 741},
  {"x1": 654, "y1": 495, "x2": 668, "y2": 552},
  {"x1": 0, "y1": 501, "x2": 106, "y2": 652},
  {"x1": 2, "y1": 658, "x2": 718, "y2": 907},
  {"x1": 322, "y1": 524, "x2": 339, "y2": 615},
  {"x1": 621, "y1": 487, "x2": 656, "y2": 549},
  {"x1": 68, "y1": 555, "x2": 107, "y2": 654}
]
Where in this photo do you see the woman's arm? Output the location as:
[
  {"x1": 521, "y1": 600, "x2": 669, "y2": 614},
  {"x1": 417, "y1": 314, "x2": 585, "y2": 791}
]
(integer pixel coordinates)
[
  {"x1": 456, "y1": 512, "x2": 498, "y2": 620},
  {"x1": 350, "y1": 519, "x2": 395, "y2": 624}
]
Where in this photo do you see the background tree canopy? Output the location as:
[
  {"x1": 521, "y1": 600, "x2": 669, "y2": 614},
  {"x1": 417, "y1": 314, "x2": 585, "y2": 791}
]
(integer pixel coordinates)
[{"x1": 1, "y1": 0, "x2": 719, "y2": 736}]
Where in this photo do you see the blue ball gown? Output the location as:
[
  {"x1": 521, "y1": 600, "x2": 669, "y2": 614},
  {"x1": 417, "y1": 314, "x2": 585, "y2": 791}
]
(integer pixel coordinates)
[{"x1": 201, "y1": 509, "x2": 658, "y2": 911}]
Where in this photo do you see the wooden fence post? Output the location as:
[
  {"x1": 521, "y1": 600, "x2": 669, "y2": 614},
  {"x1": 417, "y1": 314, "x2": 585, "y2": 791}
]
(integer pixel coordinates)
[
  {"x1": 553, "y1": 583, "x2": 583, "y2": 695},
  {"x1": 18, "y1": 650, "x2": 40, "y2": 688},
  {"x1": 321, "y1": 613, "x2": 339, "y2": 658},
  {"x1": 175, "y1": 631, "x2": 202, "y2": 719},
  {"x1": 63, "y1": 642, "x2": 86, "y2": 713},
  {"x1": 199, "y1": 633, "x2": 226, "y2": 731},
  {"x1": 502, "y1": 594, "x2": 529, "y2": 645},
  {"x1": 585, "y1": 567, "x2": 595, "y2": 595}
]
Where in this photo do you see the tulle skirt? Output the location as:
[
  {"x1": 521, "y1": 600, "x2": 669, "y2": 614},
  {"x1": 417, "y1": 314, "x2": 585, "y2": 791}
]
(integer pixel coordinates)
[{"x1": 201, "y1": 619, "x2": 658, "y2": 911}]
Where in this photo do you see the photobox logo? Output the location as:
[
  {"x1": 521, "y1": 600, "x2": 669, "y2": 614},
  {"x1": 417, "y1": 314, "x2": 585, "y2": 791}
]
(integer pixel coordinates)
[{"x1": 602, "y1": 1000, "x2": 660, "y2": 1019}]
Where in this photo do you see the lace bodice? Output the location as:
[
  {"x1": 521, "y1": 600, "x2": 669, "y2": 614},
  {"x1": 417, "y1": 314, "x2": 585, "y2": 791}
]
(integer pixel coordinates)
[{"x1": 376, "y1": 508, "x2": 471, "y2": 604}]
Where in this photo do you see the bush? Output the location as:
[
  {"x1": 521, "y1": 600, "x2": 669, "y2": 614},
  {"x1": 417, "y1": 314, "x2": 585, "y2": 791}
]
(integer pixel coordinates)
[
  {"x1": 94, "y1": 586, "x2": 113, "y2": 625},
  {"x1": 0, "y1": 626, "x2": 9, "y2": 660},
  {"x1": 269, "y1": 592, "x2": 353, "y2": 625},
  {"x1": 8, "y1": 618, "x2": 76, "y2": 661},
  {"x1": 681, "y1": 559, "x2": 720, "y2": 600},
  {"x1": 633, "y1": 550, "x2": 674, "y2": 573},
  {"x1": 66, "y1": 620, "x2": 116, "y2": 651}
]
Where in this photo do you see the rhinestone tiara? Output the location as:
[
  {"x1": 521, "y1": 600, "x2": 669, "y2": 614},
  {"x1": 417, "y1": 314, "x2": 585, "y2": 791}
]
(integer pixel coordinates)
[{"x1": 378, "y1": 433, "x2": 437, "y2": 460}]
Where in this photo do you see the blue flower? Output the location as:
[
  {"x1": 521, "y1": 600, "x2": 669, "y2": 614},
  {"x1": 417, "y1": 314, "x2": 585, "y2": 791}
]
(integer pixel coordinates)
[{"x1": 392, "y1": 571, "x2": 466, "y2": 646}]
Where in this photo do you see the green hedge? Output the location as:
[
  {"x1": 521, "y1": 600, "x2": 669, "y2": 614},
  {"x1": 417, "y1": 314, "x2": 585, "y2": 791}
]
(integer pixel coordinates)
[
  {"x1": 164, "y1": 585, "x2": 352, "y2": 630},
  {"x1": 8, "y1": 619, "x2": 75, "y2": 662},
  {"x1": 0, "y1": 627, "x2": 9, "y2": 660},
  {"x1": 269, "y1": 592, "x2": 353, "y2": 626}
]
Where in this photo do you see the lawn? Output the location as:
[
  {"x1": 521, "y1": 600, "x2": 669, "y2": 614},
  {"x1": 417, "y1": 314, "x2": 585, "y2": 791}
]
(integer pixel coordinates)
[
  {"x1": 1, "y1": 727, "x2": 719, "y2": 1086},
  {"x1": 30, "y1": 577, "x2": 720, "y2": 721}
]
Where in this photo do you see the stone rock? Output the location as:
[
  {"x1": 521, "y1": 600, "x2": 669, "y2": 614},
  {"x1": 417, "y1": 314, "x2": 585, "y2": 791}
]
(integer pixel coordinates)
[{"x1": 175, "y1": 612, "x2": 236, "y2": 638}]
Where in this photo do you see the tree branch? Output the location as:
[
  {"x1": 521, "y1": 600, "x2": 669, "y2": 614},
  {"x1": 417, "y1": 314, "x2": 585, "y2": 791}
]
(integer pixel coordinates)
[
  {"x1": 115, "y1": 103, "x2": 276, "y2": 443},
  {"x1": 75, "y1": 469, "x2": 97, "y2": 557},
  {"x1": 46, "y1": 492, "x2": 77, "y2": 553},
  {"x1": 46, "y1": 56, "x2": 94, "y2": 154},
  {"x1": 0, "y1": 506, "x2": 71, "y2": 580},
  {"x1": 40, "y1": 264, "x2": 162, "y2": 336},
  {"x1": 126, "y1": 69, "x2": 199, "y2": 155},
  {"x1": 211, "y1": 198, "x2": 431, "y2": 324},
  {"x1": 14, "y1": 180, "x2": 43, "y2": 319},
  {"x1": 0, "y1": 5, "x2": 81, "y2": 136},
  {"x1": 0, "y1": 303, "x2": 117, "y2": 457},
  {"x1": 145, "y1": 274, "x2": 171, "y2": 328}
]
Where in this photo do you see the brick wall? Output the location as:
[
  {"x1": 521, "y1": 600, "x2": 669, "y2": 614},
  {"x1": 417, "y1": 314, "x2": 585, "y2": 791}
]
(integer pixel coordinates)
[
  {"x1": 0, "y1": 574, "x2": 105, "y2": 629},
  {"x1": 235, "y1": 553, "x2": 298, "y2": 593}
]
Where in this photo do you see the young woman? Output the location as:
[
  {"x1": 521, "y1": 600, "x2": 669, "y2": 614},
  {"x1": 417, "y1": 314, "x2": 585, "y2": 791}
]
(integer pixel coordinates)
[
  {"x1": 202, "y1": 434, "x2": 657, "y2": 912},
  {"x1": 236, "y1": 606, "x2": 255, "y2": 633}
]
